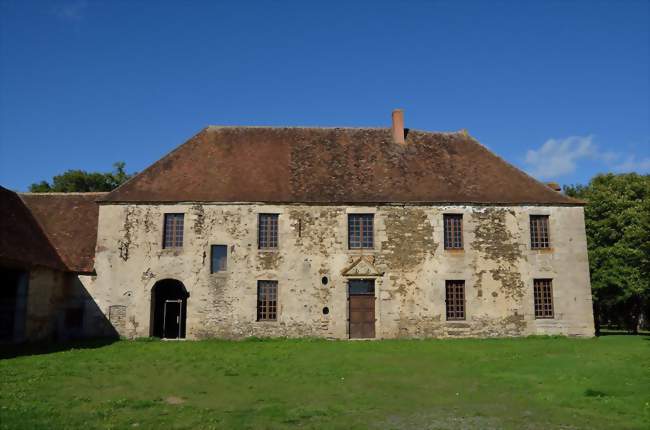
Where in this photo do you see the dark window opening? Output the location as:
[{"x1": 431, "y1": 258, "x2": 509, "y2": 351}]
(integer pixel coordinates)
[
  {"x1": 348, "y1": 214, "x2": 374, "y2": 249},
  {"x1": 444, "y1": 214, "x2": 463, "y2": 250},
  {"x1": 534, "y1": 279, "x2": 554, "y2": 318},
  {"x1": 0, "y1": 269, "x2": 27, "y2": 341},
  {"x1": 445, "y1": 280, "x2": 466, "y2": 320},
  {"x1": 258, "y1": 214, "x2": 279, "y2": 249},
  {"x1": 163, "y1": 213, "x2": 184, "y2": 248},
  {"x1": 530, "y1": 215, "x2": 550, "y2": 249},
  {"x1": 322, "y1": 307, "x2": 329, "y2": 315},
  {"x1": 257, "y1": 280, "x2": 278, "y2": 321},
  {"x1": 348, "y1": 279, "x2": 375, "y2": 295},
  {"x1": 65, "y1": 307, "x2": 84, "y2": 329},
  {"x1": 321, "y1": 276, "x2": 328, "y2": 285},
  {"x1": 210, "y1": 245, "x2": 228, "y2": 273}
]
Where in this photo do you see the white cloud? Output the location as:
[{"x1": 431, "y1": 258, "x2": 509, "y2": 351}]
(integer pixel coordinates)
[
  {"x1": 524, "y1": 135, "x2": 650, "y2": 179},
  {"x1": 524, "y1": 135, "x2": 597, "y2": 179},
  {"x1": 53, "y1": 0, "x2": 87, "y2": 21},
  {"x1": 613, "y1": 156, "x2": 650, "y2": 173}
]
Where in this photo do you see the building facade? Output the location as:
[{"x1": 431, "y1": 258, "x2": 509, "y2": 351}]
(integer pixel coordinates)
[
  {"x1": 1, "y1": 112, "x2": 595, "y2": 341},
  {"x1": 85, "y1": 202, "x2": 593, "y2": 339}
]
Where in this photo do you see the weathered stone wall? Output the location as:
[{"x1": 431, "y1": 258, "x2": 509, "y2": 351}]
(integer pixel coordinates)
[
  {"x1": 82, "y1": 203, "x2": 594, "y2": 339},
  {"x1": 24, "y1": 267, "x2": 67, "y2": 341},
  {"x1": 24, "y1": 268, "x2": 117, "y2": 342}
]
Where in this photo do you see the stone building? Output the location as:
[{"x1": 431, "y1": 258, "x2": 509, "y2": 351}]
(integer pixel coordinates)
[
  {"x1": 1, "y1": 111, "x2": 595, "y2": 341},
  {"x1": 0, "y1": 187, "x2": 114, "y2": 342}
]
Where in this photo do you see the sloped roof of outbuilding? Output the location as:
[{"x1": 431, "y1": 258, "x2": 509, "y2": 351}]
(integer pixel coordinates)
[
  {"x1": 20, "y1": 192, "x2": 106, "y2": 273},
  {"x1": 0, "y1": 186, "x2": 65, "y2": 271},
  {"x1": 101, "y1": 126, "x2": 581, "y2": 205}
]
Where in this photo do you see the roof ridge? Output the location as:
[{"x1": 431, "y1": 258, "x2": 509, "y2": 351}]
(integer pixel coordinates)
[
  {"x1": 19, "y1": 192, "x2": 108, "y2": 196},
  {"x1": 206, "y1": 125, "x2": 462, "y2": 135}
]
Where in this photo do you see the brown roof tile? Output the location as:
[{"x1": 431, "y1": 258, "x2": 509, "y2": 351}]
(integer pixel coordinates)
[
  {"x1": 101, "y1": 127, "x2": 581, "y2": 205},
  {"x1": 20, "y1": 192, "x2": 105, "y2": 273},
  {"x1": 0, "y1": 186, "x2": 65, "y2": 270}
]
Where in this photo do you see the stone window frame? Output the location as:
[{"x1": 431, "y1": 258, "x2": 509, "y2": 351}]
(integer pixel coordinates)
[
  {"x1": 530, "y1": 214, "x2": 551, "y2": 249},
  {"x1": 443, "y1": 213, "x2": 464, "y2": 250},
  {"x1": 163, "y1": 213, "x2": 185, "y2": 249},
  {"x1": 533, "y1": 278, "x2": 554, "y2": 319},
  {"x1": 348, "y1": 213, "x2": 375, "y2": 250},
  {"x1": 445, "y1": 280, "x2": 466, "y2": 321},
  {"x1": 258, "y1": 213, "x2": 279, "y2": 250},
  {"x1": 257, "y1": 280, "x2": 278, "y2": 321}
]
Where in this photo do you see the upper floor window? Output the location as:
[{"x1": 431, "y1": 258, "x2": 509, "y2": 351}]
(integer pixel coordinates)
[
  {"x1": 348, "y1": 214, "x2": 374, "y2": 249},
  {"x1": 163, "y1": 213, "x2": 184, "y2": 248},
  {"x1": 258, "y1": 214, "x2": 279, "y2": 249},
  {"x1": 533, "y1": 279, "x2": 554, "y2": 318},
  {"x1": 210, "y1": 245, "x2": 228, "y2": 273},
  {"x1": 257, "y1": 280, "x2": 278, "y2": 321},
  {"x1": 443, "y1": 214, "x2": 463, "y2": 250},
  {"x1": 445, "y1": 280, "x2": 466, "y2": 320},
  {"x1": 530, "y1": 215, "x2": 550, "y2": 249}
]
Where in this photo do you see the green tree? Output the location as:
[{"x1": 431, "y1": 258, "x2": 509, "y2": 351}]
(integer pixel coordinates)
[
  {"x1": 29, "y1": 162, "x2": 134, "y2": 193},
  {"x1": 565, "y1": 173, "x2": 650, "y2": 334}
]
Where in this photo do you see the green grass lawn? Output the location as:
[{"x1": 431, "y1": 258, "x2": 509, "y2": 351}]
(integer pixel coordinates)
[{"x1": 1, "y1": 336, "x2": 649, "y2": 429}]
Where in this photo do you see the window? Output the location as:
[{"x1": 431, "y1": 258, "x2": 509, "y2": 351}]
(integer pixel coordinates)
[
  {"x1": 65, "y1": 307, "x2": 84, "y2": 329},
  {"x1": 534, "y1": 279, "x2": 554, "y2": 318},
  {"x1": 348, "y1": 214, "x2": 374, "y2": 249},
  {"x1": 258, "y1": 214, "x2": 279, "y2": 249},
  {"x1": 530, "y1": 215, "x2": 550, "y2": 249},
  {"x1": 257, "y1": 280, "x2": 278, "y2": 321},
  {"x1": 445, "y1": 280, "x2": 465, "y2": 320},
  {"x1": 163, "y1": 213, "x2": 184, "y2": 248},
  {"x1": 210, "y1": 245, "x2": 227, "y2": 273},
  {"x1": 348, "y1": 279, "x2": 375, "y2": 295},
  {"x1": 443, "y1": 214, "x2": 463, "y2": 250}
]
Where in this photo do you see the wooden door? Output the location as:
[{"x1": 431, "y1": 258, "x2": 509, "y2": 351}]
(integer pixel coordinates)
[{"x1": 349, "y1": 295, "x2": 375, "y2": 339}]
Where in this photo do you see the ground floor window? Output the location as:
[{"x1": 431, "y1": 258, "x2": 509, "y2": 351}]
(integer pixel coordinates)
[
  {"x1": 65, "y1": 306, "x2": 84, "y2": 330},
  {"x1": 445, "y1": 280, "x2": 466, "y2": 320},
  {"x1": 534, "y1": 279, "x2": 554, "y2": 318},
  {"x1": 257, "y1": 280, "x2": 278, "y2": 321}
]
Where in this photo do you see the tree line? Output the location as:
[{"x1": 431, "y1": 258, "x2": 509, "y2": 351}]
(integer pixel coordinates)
[{"x1": 565, "y1": 173, "x2": 650, "y2": 334}]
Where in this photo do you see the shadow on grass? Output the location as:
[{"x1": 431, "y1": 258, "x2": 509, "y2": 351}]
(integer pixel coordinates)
[
  {"x1": 0, "y1": 337, "x2": 118, "y2": 360},
  {"x1": 597, "y1": 330, "x2": 650, "y2": 337}
]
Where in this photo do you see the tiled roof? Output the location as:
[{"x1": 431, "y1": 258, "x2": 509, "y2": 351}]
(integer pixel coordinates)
[
  {"x1": 101, "y1": 127, "x2": 581, "y2": 205},
  {"x1": 20, "y1": 192, "x2": 105, "y2": 273}
]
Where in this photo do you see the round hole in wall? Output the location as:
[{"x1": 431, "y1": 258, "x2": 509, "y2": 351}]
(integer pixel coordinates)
[
  {"x1": 321, "y1": 276, "x2": 328, "y2": 285},
  {"x1": 322, "y1": 307, "x2": 329, "y2": 315}
]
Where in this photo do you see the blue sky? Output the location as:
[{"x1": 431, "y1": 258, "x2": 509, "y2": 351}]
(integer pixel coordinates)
[{"x1": 1, "y1": 0, "x2": 648, "y2": 191}]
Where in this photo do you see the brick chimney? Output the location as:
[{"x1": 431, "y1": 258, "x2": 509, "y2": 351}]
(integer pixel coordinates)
[
  {"x1": 546, "y1": 182, "x2": 561, "y2": 192},
  {"x1": 392, "y1": 109, "x2": 405, "y2": 144}
]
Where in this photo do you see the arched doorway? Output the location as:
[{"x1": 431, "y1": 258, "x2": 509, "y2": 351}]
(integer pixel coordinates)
[{"x1": 150, "y1": 279, "x2": 188, "y2": 339}]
